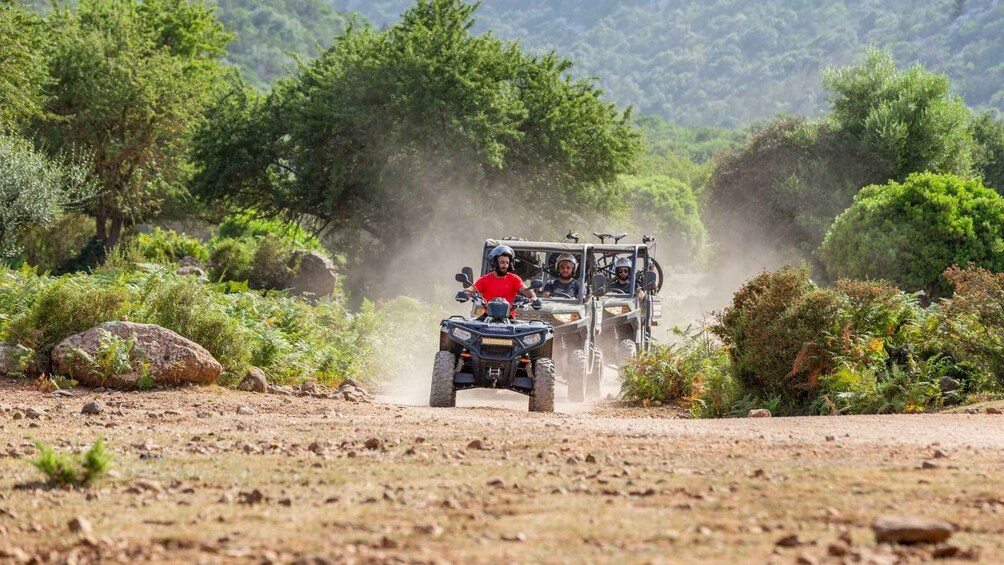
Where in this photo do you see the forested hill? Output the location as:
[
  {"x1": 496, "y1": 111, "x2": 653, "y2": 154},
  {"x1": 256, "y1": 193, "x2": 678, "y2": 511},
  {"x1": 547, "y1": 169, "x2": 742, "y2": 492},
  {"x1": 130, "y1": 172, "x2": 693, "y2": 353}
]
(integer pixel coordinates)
[{"x1": 333, "y1": 0, "x2": 1004, "y2": 127}]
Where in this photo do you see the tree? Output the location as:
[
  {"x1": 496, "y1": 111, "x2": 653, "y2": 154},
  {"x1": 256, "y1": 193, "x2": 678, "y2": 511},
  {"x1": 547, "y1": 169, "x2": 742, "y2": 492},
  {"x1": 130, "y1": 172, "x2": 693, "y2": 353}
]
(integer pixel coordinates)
[
  {"x1": 0, "y1": 0, "x2": 50, "y2": 130},
  {"x1": 820, "y1": 173, "x2": 1004, "y2": 299},
  {"x1": 823, "y1": 50, "x2": 975, "y2": 180},
  {"x1": 36, "y1": 0, "x2": 232, "y2": 247},
  {"x1": 620, "y1": 174, "x2": 705, "y2": 264},
  {"x1": 192, "y1": 0, "x2": 639, "y2": 295},
  {"x1": 0, "y1": 135, "x2": 88, "y2": 259},
  {"x1": 972, "y1": 110, "x2": 1004, "y2": 195}
]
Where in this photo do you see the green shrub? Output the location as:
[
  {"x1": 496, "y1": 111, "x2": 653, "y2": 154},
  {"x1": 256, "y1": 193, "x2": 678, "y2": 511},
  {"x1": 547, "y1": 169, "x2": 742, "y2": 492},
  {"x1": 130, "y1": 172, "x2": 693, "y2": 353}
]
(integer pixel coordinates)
[
  {"x1": 818, "y1": 362, "x2": 942, "y2": 415},
  {"x1": 31, "y1": 438, "x2": 112, "y2": 487},
  {"x1": 248, "y1": 234, "x2": 292, "y2": 290},
  {"x1": 7, "y1": 276, "x2": 130, "y2": 354},
  {"x1": 711, "y1": 266, "x2": 842, "y2": 405},
  {"x1": 937, "y1": 265, "x2": 1004, "y2": 384},
  {"x1": 16, "y1": 212, "x2": 95, "y2": 272},
  {"x1": 821, "y1": 173, "x2": 1004, "y2": 299},
  {"x1": 208, "y1": 237, "x2": 254, "y2": 282},
  {"x1": 130, "y1": 228, "x2": 209, "y2": 264},
  {"x1": 218, "y1": 210, "x2": 322, "y2": 251}
]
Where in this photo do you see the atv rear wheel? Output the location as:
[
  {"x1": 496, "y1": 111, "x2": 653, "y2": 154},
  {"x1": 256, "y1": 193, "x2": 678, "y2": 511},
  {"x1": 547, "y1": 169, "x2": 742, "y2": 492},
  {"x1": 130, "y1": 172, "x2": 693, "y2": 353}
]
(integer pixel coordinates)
[
  {"x1": 586, "y1": 348, "x2": 603, "y2": 398},
  {"x1": 617, "y1": 338, "x2": 638, "y2": 365},
  {"x1": 530, "y1": 358, "x2": 555, "y2": 412},
  {"x1": 429, "y1": 351, "x2": 457, "y2": 408},
  {"x1": 567, "y1": 349, "x2": 587, "y2": 403}
]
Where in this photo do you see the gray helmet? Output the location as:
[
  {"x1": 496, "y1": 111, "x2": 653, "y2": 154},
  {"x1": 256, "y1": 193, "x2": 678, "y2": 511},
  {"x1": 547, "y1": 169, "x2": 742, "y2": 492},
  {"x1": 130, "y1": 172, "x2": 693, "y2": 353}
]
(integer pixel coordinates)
[
  {"x1": 555, "y1": 252, "x2": 578, "y2": 275},
  {"x1": 488, "y1": 245, "x2": 515, "y2": 269},
  {"x1": 614, "y1": 257, "x2": 632, "y2": 272}
]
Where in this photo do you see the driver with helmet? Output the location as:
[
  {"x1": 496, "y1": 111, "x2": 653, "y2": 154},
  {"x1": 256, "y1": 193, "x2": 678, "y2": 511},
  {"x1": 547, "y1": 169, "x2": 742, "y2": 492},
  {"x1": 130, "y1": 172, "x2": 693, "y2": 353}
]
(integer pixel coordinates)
[
  {"x1": 463, "y1": 245, "x2": 538, "y2": 316},
  {"x1": 541, "y1": 253, "x2": 581, "y2": 298},
  {"x1": 610, "y1": 257, "x2": 645, "y2": 299}
]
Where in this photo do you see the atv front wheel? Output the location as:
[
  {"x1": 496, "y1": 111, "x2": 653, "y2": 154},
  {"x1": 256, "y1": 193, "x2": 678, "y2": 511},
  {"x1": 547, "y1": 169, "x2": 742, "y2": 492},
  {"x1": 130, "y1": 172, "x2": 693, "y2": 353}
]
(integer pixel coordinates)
[
  {"x1": 567, "y1": 349, "x2": 587, "y2": 403},
  {"x1": 530, "y1": 358, "x2": 555, "y2": 412},
  {"x1": 429, "y1": 351, "x2": 457, "y2": 408},
  {"x1": 617, "y1": 338, "x2": 638, "y2": 365}
]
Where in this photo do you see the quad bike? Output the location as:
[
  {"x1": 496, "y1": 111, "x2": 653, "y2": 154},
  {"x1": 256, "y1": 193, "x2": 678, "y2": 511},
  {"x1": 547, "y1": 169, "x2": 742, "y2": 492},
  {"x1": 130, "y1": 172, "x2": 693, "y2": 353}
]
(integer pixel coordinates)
[{"x1": 430, "y1": 268, "x2": 556, "y2": 412}]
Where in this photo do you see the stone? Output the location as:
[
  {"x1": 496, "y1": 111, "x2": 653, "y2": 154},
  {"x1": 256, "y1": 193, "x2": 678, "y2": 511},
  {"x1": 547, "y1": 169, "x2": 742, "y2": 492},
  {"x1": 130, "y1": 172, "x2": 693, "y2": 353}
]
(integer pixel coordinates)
[
  {"x1": 287, "y1": 251, "x2": 338, "y2": 299},
  {"x1": 68, "y1": 517, "x2": 92, "y2": 535},
  {"x1": 26, "y1": 407, "x2": 44, "y2": 419},
  {"x1": 748, "y1": 409, "x2": 772, "y2": 418},
  {"x1": 0, "y1": 343, "x2": 33, "y2": 376},
  {"x1": 52, "y1": 322, "x2": 222, "y2": 389},
  {"x1": 237, "y1": 367, "x2": 268, "y2": 393},
  {"x1": 81, "y1": 401, "x2": 104, "y2": 415},
  {"x1": 986, "y1": 407, "x2": 1002, "y2": 415},
  {"x1": 467, "y1": 439, "x2": 486, "y2": 450},
  {"x1": 871, "y1": 515, "x2": 953, "y2": 544},
  {"x1": 939, "y1": 376, "x2": 960, "y2": 393},
  {"x1": 175, "y1": 266, "x2": 206, "y2": 279},
  {"x1": 776, "y1": 534, "x2": 801, "y2": 547},
  {"x1": 364, "y1": 438, "x2": 382, "y2": 450},
  {"x1": 236, "y1": 405, "x2": 255, "y2": 416}
]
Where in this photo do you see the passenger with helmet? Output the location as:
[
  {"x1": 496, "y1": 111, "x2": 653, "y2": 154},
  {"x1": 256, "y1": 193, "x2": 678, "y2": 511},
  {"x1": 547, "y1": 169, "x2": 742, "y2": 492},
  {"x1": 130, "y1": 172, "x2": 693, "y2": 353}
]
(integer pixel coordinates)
[
  {"x1": 542, "y1": 253, "x2": 581, "y2": 298},
  {"x1": 464, "y1": 245, "x2": 538, "y2": 316},
  {"x1": 610, "y1": 257, "x2": 645, "y2": 299}
]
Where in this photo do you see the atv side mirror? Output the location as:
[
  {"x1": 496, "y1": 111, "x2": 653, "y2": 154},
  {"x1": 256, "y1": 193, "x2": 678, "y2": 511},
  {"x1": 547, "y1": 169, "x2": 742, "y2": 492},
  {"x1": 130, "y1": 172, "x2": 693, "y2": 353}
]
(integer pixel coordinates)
[
  {"x1": 462, "y1": 266, "x2": 474, "y2": 282},
  {"x1": 530, "y1": 278, "x2": 543, "y2": 290},
  {"x1": 591, "y1": 273, "x2": 607, "y2": 297},
  {"x1": 644, "y1": 271, "x2": 658, "y2": 292},
  {"x1": 455, "y1": 271, "x2": 472, "y2": 286}
]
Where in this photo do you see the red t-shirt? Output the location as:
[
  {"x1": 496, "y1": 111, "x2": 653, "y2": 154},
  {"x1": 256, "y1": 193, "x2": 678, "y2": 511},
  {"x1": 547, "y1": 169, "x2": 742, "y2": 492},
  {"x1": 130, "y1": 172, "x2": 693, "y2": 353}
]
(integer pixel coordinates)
[{"x1": 474, "y1": 272, "x2": 524, "y2": 310}]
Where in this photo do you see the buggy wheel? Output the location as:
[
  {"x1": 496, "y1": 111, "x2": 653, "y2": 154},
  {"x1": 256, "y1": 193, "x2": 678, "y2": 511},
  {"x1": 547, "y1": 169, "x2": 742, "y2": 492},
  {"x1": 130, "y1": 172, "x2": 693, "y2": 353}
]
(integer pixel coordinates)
[
  {"x1": 617, "y1": 338, "x2": 637, "y2": 365},
  {"x1": 586, "y1": 348, "x2": 603, "y2": 398},
  {"x1": 567, "y1": 349, "x2": 587, "y2": 403},
  {"x1": 530, "y1": 358, "x2": 555, "y2": 413},
  {"x1": 429, "y1": 351, "x2": 457, "y2": 408}
]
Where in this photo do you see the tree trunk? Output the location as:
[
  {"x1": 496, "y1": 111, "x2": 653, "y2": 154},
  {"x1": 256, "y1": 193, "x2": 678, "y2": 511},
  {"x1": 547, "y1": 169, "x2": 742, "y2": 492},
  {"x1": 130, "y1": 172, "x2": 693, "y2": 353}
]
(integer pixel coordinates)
[
  {"x1": 95, "y1": 203, "x2": 108, "y2": 244},
  {"x1": 107, "y1": 215, "x2": 124, "y2": 249}
]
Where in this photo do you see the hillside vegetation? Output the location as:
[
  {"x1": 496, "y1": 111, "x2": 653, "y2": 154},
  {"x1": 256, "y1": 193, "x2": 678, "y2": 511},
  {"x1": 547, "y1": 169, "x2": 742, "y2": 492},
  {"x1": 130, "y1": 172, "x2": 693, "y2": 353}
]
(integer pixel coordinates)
[{"x1": 337, "y1": 0, "x2": 1004, "y2": 127}]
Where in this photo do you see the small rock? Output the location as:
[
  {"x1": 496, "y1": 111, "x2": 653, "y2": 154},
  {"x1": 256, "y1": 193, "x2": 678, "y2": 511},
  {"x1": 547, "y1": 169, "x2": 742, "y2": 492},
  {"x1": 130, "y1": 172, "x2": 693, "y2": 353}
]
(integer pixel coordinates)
[
  {"x1": 932, "y1": 449, "x2": 948, "y2": 459},
  {"x1": 81, "y1": 401, "x2": 104, "y2": 415},
  {"x1": 871, "y1": 515, "x2": 953, "y2": 544},
  {"x1": 827, "y1": 542, "x2": 849, "y2": 557},
  {"x1": 986, "y1": 407, "x2": 1002, "y2": 415},
  {"x1": 236, "y1": 405, "x2": 255, "y2": 416},
  {"x1": 364, "y1": 438, "x2": 382, "y2": 450},
  {"x1": 775, "y1": 534, "x2": 801, "y2": 547},
  {"x1": 237, "y1": 367, "x2": 268, "y2": 393},
  {"x1": 585, "y1": 454, "x2": 597, "y2": 463},
  {"x1": 825, "y1": 434, "x2": 836, "y2": 442},
  {"x1": 486, "y1": 478, "x2": 505, "y2": 487},
  {"x1": 921, "y1": 460, "x2": 940, "y2": 469},
  {"x1": 238, "y1": 489, "x2": 265, "y2": 505},
  {"x1": 795, "y1": 553, "x2": 818, "y2": 565},
  {"x1": 197, "y1": 411, "x2": 212, "y2": 419},
  {"x1": 467, "y1": 439, "x2": 486, "y2": 450},
  {"x1": 748, "y1": 409, "x2": 771, "y2": 418},
  {"x1": 500, "y1": 532, "x2": 526, "y2": 542},
  {"x1": 68, "y1": 517, "x2": 92, "y2": 535},
  {"x1": 130, "y1": 479, "x2": 164, "y2": 494},
  {"x1": 25, "y1": 408, "x2": 44, "y2": 419},
  {"x1": 932, "y1": 544, "x2": 960, "y2": 559}
]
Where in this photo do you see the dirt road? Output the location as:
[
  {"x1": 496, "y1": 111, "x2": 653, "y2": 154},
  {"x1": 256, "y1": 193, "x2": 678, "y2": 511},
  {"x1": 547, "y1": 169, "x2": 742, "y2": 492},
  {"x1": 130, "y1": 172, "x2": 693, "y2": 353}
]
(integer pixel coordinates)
[{"x1": 1, "y1": 379, "x2": 1002, "y2": 564}]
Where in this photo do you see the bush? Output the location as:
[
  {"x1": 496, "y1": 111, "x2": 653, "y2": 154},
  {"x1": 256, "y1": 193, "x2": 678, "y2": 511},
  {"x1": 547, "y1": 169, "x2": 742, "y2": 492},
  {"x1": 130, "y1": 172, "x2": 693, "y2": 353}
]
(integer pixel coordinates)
[
  {"x1": 937, "y1": 265, "x2": 1004, "y2": 384},
  {"x1": 16, "y1": 212, "x2": 95, "y2": 272},
  {"x1": 130, "y1": 228, "x2": 209, "y2": 264},
  {"x1": 248, "y1": 234, "x2": 292, "y2": 290},
  {"x1": 218, "y1": 211, "x2": 322, "y2": 251},
  {"x1": 208, "y1": 237, "x2": 254, "y2": 282},
  {"x1": 711, "y1": 265, "x2": 842, "y2": 405},
  {"x1": 821, "y1": 173, "x2": 1004, "y2": 299},
  {"x1": 31, "y1": 438, "x2": 112, "y2": 487}
]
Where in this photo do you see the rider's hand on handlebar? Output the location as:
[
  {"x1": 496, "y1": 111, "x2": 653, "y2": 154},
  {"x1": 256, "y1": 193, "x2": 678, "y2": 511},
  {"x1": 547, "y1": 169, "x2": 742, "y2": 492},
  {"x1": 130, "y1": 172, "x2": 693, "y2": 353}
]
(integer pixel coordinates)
[
  {"x1": 532, "y1": 298, "x2": 542, "y2": 310},
  {"x1": 455, "y1": 290, "x2": 469, "y2": 302}
]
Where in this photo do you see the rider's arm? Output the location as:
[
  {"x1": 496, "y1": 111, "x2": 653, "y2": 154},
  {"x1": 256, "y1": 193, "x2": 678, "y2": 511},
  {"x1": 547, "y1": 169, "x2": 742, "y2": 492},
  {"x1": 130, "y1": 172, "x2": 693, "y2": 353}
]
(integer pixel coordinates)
[{"x1": 520, "y1": 287, "x2": 537, "y2": 299}]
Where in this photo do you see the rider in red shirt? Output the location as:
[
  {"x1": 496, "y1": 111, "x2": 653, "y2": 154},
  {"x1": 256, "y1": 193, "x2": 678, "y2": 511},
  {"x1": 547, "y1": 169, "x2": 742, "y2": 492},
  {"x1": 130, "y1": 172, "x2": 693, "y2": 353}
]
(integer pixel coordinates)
[{"x1": 464, "y1": 245, "x2": 537, "y2": 316}]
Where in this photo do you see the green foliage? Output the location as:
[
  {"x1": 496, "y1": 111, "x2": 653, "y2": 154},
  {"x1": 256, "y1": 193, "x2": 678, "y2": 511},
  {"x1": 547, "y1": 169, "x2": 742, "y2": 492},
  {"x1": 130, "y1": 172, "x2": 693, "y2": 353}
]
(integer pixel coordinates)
[
  {"x1": 620, "y1": 174, "x2": 705, "y2": 264},
  {"x1": 937, "y1": 266, "x2": 1004, "y2": 384},
  {"x1": 218, "y1": 210, "x2": 322, "y2": 250},
  {"x1": 0, "y1": 2, "x2": 49, "y2": 130},
  {"x1": 707, "y1": 117, "x2": 891, "y2": 268},
  {"x1": 5, "y1": 275, "x2": 131, "y2": 354},
  {"x1": 31, "y1": 438, "x2": 112, "y2": 487},
  {"x1": 347, "y1": 1, "x2": 1004, "y2": 127},
  {"x1": 711, "y1": 266, "x2": 843, "y2": 405},
  {"x1": 972, "y1": 110, "x2": 1004, "y2": 195},
  {"x1": 16, "y1": 213, "x2": 95, "y2": 273},
  {"x1": 212, "y1": 0, "x2": 348, "y2": 90},
  {"x1": 208, "y1": 237, "x2": 254, "y2": 282},
  {"x1": 131, "y1": 228, "x2": 210, "y2": 264},
  {"x1": 821, "y1": 173, "x2": 1004, "y2": 298},
  {"x1": 192, "y1": 0, "x2": 640, "y2": 294},
  {"x1": 818, "y1": 362, "x2": 942, "y2": 415},
  {"x1": 0, "y1": 135, "x2": 90, "y2": 260},
  {"x1": 37, "y1": 0, "x2": 233, "y2": 246},
  {"x1": 248, "y1": 234, "x2": 293, "y2": 290},
  {"x1": 824, "y1": 50, "x2": 975, "y2": 180}
]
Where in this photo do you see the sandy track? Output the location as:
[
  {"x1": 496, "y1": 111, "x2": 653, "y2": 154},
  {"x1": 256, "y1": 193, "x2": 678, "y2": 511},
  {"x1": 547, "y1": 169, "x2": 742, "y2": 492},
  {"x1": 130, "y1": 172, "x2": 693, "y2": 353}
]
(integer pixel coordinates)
[{"x1": 1, "y1": 380, "x2": 1002, "y2": 564}]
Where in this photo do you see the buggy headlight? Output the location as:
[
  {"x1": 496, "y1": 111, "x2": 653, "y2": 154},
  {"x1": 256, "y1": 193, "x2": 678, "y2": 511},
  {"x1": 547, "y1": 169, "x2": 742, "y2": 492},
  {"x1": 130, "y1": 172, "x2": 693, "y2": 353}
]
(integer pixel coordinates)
[
  {"x1": 452, "y1": 327, "x2": 473, "y2": 341},
  {"x1": 521, "y1": 333, "x2": 542, "y2": 347},
  {"x1": 552, "y1": 312, "x2": 580, "y2": 323},
  {"x1": 604, "y1": 305, "x2": 630, "y2": 315}
]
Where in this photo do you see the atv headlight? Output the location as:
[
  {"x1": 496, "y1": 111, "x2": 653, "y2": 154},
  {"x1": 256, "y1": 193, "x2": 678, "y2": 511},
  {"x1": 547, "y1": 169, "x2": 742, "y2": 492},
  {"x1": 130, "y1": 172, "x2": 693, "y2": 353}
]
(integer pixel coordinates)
[
  {"x1": 604, "y1": 305, "x2": 630, "y2": 316},
  {"x1": 552, "y1": 312, "x2": 580, "y2": 323},
  {"x1": 522, "y1": 333, "x2": 542, "y2": 347},
  {"x1": 452, "y1": 327, "x2": 473, "y2": 341}
]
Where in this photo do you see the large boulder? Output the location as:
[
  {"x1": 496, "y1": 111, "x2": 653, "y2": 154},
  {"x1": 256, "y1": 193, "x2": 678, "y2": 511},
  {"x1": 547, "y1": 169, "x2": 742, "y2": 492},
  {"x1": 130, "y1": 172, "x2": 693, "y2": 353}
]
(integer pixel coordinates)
[
  {"x1": 0, "y1": 343, "x2": 33, "y2": 376},
  {"x1": 287, "y1": 250, "x2": 338, "y2": 298},
  {"x1": 52, "y1": 322, "x2": 222, "y2": 389}
]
